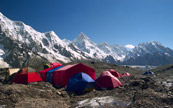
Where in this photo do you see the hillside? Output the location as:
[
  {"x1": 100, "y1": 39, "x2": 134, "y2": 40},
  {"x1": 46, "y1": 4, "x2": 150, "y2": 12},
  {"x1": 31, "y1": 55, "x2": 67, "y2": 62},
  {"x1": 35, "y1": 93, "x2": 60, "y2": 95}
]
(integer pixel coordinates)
[{"x1": 0, "y1": 62, "x2": 172, "y2": 108}]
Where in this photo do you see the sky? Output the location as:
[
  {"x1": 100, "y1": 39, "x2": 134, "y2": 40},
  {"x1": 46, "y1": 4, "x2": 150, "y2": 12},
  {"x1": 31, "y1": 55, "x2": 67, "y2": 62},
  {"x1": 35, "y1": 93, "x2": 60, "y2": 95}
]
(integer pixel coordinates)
[{"x1": 0, "y1": 0, "x2": 173, "y2": 49}]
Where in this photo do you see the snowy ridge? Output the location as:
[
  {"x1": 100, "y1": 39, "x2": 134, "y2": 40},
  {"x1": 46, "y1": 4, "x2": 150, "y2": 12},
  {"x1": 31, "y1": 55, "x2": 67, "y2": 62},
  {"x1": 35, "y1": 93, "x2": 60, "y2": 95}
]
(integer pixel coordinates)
[
  {"x1": 0, "y1": 12, "x2": 69, "y2": 63},
  {"x1": 0, "y1": 12, "x2": 88, "y2": 67},
  {"x1": 1, "y1": 12, "x2": 173, "y2": 67},
  {"x1": 97, "y1": 42, "x2": 127, "y2": 61},
  {"x1": 125, "y1": 41, "x2": 173, "y2": 60},
  {"x1": 73, "y1": 33, "x2": 107, "y2": 59}
]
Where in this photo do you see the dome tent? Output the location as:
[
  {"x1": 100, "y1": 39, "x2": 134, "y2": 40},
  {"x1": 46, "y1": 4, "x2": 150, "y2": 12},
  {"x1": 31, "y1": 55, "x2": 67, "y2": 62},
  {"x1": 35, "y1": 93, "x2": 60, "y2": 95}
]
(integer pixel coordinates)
[
  {"x1": 66, "y1": 72, "x2": 96, "y2": 93},
  {"x1": 121, "y1": 72, "x2": 131, "y2": 77},
  {"x1": 96, "y1": 71, "x2": 122, "y2": 89},
  {"x1": 142, "y1": 71, "x2": 154, "y2": 75}
]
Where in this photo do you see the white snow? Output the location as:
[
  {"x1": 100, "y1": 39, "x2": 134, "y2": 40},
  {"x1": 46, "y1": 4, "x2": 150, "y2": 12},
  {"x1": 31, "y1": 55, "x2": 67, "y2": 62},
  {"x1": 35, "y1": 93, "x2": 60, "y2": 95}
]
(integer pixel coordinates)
[
  {"x1": 0, "y1": 49, "x2": 4, "y2": 56},
  {"x1": 97, "y1": 42, "x2": 128, "y2": 61},
  {"x1": 62, "y1": 39, "x2": 72, "y2": 45},
  {"x1": 0, "y1": 44, "x2": 10, "y2": 67},
  {"x1": 0, "y1": 45, "x2": 10, "y2": 67},
  {"x1": 165, "y1": 52, "x2": 170, "y2": 56},
  {"x1": 117, "y1": 55, "x2": 126, "y2": 61}
]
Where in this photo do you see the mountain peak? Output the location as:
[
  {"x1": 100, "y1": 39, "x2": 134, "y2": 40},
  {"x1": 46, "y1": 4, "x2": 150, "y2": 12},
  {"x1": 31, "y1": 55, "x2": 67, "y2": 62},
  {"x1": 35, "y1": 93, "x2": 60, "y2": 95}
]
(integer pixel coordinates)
[
  {"x1": 138, "y1": 41, "x2": 162, "y2": 47},
  {"x1": 99, "y1": 42, "x2": 109, "y2": 46},
  {"x1": 78, "y1": 32, "x2": 90, "y2": 40},
  {"x1": 45, "y1": 31, "x2": 56, "y2": 36},
  {"x1": 73, "y1": 32, "x2": 95, "y2": 45},
  {"x1": 151, "y1": 41, "x2": 161, "y2": 46}
]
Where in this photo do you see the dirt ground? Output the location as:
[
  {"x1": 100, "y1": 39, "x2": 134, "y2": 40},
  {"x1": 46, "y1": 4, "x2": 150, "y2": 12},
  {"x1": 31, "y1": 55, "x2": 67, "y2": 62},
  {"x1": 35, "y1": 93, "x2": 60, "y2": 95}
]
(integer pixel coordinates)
[{"x1": 0, "y1": 62, "x2": 172, "y2": 108}]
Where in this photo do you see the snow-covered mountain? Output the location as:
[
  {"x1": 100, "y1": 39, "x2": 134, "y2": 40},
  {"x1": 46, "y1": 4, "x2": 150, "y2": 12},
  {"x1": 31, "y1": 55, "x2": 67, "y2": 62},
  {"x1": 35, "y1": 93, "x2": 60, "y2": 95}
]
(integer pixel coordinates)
[
  {"x1": 73, "y1": 33, "x2": 107, "y2": 59},
  {"x1": 126, "y1": 41, "x2": 173, "y2": 59},
  {"x1": 1, "y1": 12, "x2": 173, "y2": 67},
  {"x1": 0, "y1": 12, "x2": 88, "y2": 68},
  {"x1": 123, "y1": 41, "x2": 173, "y2": 65},
  {"x1": 97, "y1": 42, "x2": 127, "y2": 62}
]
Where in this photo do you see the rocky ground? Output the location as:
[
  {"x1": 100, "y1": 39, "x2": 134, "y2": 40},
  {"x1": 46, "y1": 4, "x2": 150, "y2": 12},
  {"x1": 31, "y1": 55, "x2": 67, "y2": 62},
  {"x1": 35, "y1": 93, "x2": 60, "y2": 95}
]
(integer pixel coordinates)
[{"x1": 0, "y1": 61, "x2": 172, "y2": 108}]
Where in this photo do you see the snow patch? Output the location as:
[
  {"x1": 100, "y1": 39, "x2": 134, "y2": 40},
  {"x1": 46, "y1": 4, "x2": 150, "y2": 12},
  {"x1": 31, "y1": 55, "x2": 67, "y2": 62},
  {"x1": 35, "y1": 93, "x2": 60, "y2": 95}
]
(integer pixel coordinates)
[
  {"x1": 165, "y1": 52, "x2": 170, "y2": 56},
  {"x1": 0, "y1": 49, "x2": 4, "y2": 56}
]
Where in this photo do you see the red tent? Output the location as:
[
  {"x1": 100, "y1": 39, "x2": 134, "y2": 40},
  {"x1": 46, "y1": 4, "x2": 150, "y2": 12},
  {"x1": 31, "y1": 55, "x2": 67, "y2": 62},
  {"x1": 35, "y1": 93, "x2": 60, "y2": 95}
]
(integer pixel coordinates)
[
  {"x1": 49, "y1": 62, "x2": 62, "y2": 67},
  {"x1": 39, "y1": 62, "x2": 62, "y2": 81},
  {"x1": 12, "y1": 67, "x2": 42, "y2": 84},
  {"x1": 96, "y1": 71, "x2": 122, "y2": 88},
  {"x1": 52, "y1": 63, "x2": 96, "y2": 87},
  {"x1": 121, "y1": 72, "x2": 131, "y2": 77},
  {"x1": 39, "y1": 67, "x2": 56, "y2": 81},
  {"x1": 44, "y1": 62, "x2": 62, "y2": 69},
  {"x1": 109, "y1": 69, "x2": 121, "y2": 78}
]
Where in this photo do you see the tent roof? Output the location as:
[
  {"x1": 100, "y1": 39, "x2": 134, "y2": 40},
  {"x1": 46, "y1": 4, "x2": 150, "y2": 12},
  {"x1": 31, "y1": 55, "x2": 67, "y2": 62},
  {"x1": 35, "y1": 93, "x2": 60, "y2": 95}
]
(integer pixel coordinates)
[
  {"x1": 56, "y1": 63, "x2": 94, "y2": 71},
  {"x1": 18, "y1": 67, "x2": 36, "y2": 74},
  {"x1": 121, "y1": 72, "x2": 131, "y2": 76},
  {"x1": 39, "y1": 67, "x2": 55, "y2": 74},
  {"x1": 47, "y1": 66, "x2": 64, "y2": 73},
  {"x1": 109, "y1": 69, "x2": 118, "y2": 72},
  {"x1": 57, "y1": 64, "x2": 75, "y2": 71},
  {"x1": 108, "y1": 69, "x2": 121, "y2": 78},
  {"x1": 70, "y1": 72, "x2": 95, "y2": 82},
  {"x1": 66, "y1": 72, "x2": 95, "y2": 92},
  {"x1": 143, "y1": 71, "x2": 154, "y2": 75},
  {"x1": 100, "y1": 71, "x2": 114, "y2": 77}
]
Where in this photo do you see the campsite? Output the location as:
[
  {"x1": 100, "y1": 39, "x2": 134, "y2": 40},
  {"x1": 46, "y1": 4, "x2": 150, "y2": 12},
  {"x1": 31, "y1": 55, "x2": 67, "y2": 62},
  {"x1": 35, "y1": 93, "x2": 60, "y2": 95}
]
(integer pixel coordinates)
[
  {"x1": 0, "y1": 61, "x2": 172, "y2": 108},
  {"x1": 1, "y1": 1, "x2": 173, "y2": 108}
]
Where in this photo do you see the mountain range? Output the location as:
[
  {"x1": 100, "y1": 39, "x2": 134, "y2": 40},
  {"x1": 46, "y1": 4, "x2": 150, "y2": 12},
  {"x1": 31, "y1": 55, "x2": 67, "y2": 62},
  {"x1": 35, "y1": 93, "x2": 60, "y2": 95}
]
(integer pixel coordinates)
[{"x1": 1, "y1": 12, "x2": 173, "y2": 68}]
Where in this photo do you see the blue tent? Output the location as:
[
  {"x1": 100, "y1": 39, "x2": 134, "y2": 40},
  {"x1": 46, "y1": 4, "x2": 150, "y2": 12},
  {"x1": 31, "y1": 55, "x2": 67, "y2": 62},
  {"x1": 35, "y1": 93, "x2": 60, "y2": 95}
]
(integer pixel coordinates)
[
  {"x1": 142, "y1": 71, "x2": 154, "y2": 75},
  {"x1": 46, "y1": 66, "x2": 64, "y2": 83},
  {"x1": 66, "y1": 72, "x2": 96, "y2": 92}
]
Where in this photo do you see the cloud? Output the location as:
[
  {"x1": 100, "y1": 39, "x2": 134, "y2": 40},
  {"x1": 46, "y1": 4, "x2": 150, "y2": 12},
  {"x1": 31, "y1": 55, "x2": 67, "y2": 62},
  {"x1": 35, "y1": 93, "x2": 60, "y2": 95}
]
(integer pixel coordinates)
[{"x1": 125, "y1": 44, "x2": 135, "y2": 49}]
